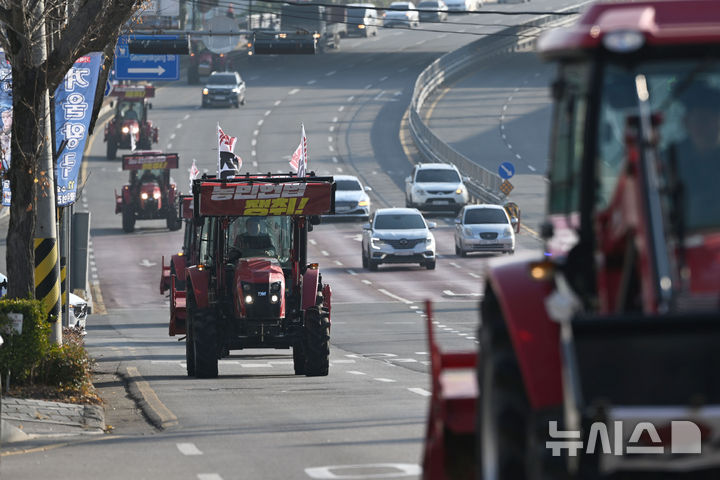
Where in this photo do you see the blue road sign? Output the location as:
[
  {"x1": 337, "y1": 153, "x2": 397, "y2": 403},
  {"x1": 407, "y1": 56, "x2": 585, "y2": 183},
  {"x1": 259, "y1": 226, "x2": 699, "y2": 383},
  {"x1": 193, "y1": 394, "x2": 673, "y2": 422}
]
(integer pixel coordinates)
[
  {"x1": 114, "y1": 35, "x2": 179, "y2": 81},
  {"x1": 498, "y1": 161, "x2": 515, "y2": 180}
]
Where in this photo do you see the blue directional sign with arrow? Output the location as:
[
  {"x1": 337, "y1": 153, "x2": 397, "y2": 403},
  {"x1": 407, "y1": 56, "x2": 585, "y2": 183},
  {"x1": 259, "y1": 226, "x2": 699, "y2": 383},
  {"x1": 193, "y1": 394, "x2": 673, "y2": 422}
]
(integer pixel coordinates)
[
  {"x1": 498, "y1": 161, "x2": 515, "y2": 180},
  {"x1": 114, "y1": 35, "x2": 179, "y2": 81}
]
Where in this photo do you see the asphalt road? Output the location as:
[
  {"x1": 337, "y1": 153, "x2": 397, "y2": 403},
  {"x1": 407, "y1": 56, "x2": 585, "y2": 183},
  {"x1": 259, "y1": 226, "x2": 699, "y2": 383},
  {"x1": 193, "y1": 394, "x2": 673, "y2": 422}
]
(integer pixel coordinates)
[{"x1": 1, "y1": 2, "x2": 585, "y2": 478}]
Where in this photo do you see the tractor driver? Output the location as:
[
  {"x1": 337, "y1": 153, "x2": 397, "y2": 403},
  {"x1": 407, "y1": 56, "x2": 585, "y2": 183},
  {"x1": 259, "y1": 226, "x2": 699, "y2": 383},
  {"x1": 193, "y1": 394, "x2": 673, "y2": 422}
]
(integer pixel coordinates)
[
  {"x1": 228, "y1": 217, "x2": 277, "y2": 261},
  {"x1": 123, "y1": 103, "x2": 139, "y2": 121}
]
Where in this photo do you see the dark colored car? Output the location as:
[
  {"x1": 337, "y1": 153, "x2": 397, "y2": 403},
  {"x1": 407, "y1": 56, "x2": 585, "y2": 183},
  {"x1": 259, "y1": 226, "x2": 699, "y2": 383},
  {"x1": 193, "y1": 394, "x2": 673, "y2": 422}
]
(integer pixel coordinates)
[
  {"x1": 418, "y1": 0, "x2": 448, "y2": 22},
  {"x1": 201, "y1": 71, "x2": 246, "y2": 108}
]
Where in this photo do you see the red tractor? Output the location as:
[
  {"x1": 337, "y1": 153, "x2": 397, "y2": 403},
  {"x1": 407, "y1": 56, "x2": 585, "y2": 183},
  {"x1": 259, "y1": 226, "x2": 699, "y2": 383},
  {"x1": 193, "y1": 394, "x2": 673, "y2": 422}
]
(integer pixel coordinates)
[
  {"x1": 161, "y1": 195, "x2": 196, "y2": 337},
  {"x1": 104, "y1": 84, "x2": 159, "y2": 159},
  {"x1": 181, "y1": 174, "x2": 335, "y2": 379},
  {"x1": 114, "y1": 151, "x2": 182, "y2": 233},
  {"x1": 422, "y1": 1, "x2": 720, "y2": 478},
  {"x1": 187, "y1": 40, "x2": 231, "y2": 85}
]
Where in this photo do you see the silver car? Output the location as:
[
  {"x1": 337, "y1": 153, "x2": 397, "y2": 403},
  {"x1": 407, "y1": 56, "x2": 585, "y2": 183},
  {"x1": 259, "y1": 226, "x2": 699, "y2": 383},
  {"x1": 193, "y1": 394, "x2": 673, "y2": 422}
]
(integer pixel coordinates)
[
  {"x1": 362, "y1": 208, "x2": 436, "y2": 270},
  {"x1": 383, "y1": 1, "x2": 420, "y2": 28},
  {"x1": 454, "y1": 204, "x2": 515, "y2": 256},
  {"x1": 332, "y1": 174, "x2": 371, "y2": 219}
]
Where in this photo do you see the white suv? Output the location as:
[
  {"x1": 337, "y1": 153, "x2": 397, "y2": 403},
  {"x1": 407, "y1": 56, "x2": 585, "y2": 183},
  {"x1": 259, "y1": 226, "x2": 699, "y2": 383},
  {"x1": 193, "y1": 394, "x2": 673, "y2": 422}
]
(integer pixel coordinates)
[
  {"x1": 405, "y1": 163, "x2": 469, "y2": 214},
  {"x1": 361, "y1": 208, "x2": 436, "y2": 270}
]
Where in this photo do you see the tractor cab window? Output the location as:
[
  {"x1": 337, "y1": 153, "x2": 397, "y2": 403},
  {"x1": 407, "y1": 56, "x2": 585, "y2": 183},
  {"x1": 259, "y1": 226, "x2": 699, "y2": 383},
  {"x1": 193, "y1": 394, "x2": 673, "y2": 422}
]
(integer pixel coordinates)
[
  {"x1": 226, "y1": 216, "x2": 292, "y2": 268},
  {"x1": 547, "y1": 62, "x2": 589, "y2": 215},
  {"x1": 198, "y1": 217, "x2": 217, "y2": 267},
  {"x1": 120, "y1": 101, "x2": 140, "y2": 121}
]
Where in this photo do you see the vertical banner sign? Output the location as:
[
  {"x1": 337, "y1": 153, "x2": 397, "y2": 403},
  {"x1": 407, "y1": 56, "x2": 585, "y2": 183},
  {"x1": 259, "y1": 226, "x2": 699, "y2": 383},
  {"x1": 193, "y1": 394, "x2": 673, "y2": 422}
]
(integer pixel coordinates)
[
  {"x1": 54, "y1": 52, "x2": 103, "y2": 206},
  {"x1": 0, "y1": 49, "x2": 12, "y2": 206},
  {"x1": 217, "y1": 123, "x2": 241, "y2": 180}
]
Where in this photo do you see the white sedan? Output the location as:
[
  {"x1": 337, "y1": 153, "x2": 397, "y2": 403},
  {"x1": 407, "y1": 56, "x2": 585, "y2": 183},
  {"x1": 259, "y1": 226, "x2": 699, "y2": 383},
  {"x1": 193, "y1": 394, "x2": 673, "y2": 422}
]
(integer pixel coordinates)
[
  {"x1": 383, "y1": 1, "x2": 420, "y2": 28},
  {"x1": 454, "y1": 204, "x2": 515, "y2": 256}
]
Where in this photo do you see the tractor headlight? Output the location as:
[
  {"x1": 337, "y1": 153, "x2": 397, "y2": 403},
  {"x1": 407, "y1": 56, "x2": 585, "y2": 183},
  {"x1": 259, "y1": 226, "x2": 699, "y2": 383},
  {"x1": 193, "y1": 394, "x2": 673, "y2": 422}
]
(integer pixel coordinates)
[
  {"x1": 245, "y1": 294, "x2": 254, "y2": 304},
  {"x1": 122, "y1": 126, "x2": 130, "y2": 134},
  {"x1": 131, "y1": 126, "x2": 139, "y2": 134},
  {"x1": 153, "y1": 191, "x2": 161, "y2": 199},
  {"x1": 270, "y1": 294, "x2": 279, "y2": 304},
  {"x1": 203, "y1": 88, "x2": 209, "y2": 95},
  {"x1": 141, "y1": 192, "x2": 149, "y2": 200}
]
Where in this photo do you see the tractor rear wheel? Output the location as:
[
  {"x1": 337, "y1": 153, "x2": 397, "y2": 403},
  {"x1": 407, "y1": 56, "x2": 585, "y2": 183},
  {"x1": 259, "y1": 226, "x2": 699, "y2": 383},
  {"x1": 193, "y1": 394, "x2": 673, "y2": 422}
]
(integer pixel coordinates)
[
  {"x1": 293, "y1": 337, "x2": 306, "y2": 375},
  {"x1": 193, "y1": 309, "x2": 219, "y2": 378},
  {"x1": 185, "y1": 296, "x2": 197, "y2": 377},
  {"x1": 304, "y1": 307, "x2": 330, "y2": 376},
  {"x1": 139, "y1": 136, "x2": 152, "y2": 150},
  {"x1": 166, "y1": 211, "x2": 181, "y2": 231},
  {"x1": 122, "y1": 205, "x2": 135, "y2": 233},
  {"x1": 106, "y1": 140, "x2": 117, "y2": 160},
  {"x1": 478, "y1": 289, "x2": 564, "y2": 480}
]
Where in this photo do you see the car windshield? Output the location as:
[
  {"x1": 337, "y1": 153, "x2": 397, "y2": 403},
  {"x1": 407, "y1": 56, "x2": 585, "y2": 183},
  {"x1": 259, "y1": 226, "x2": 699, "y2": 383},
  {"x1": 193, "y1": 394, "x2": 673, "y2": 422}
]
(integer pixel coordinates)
[
  {"x1": 374, "y1": 213, "x2": 425, "y2": 229},
  {"x1": 416, "y1": 169, "x2": 460, "y2": 183},
  {"x1": 418, "y1": 2, "x2": 438, "y2": 7},
  {"x1": 208, "y1": 74, "x2": 237, "y2": 86},
  {"x1": 336, "y1": 179, "x2": 362, "y2": 191},
  {"x1": 347, "y1": 7, "x2": 368, "y2": 19},
  {"x1": 596, "y1": 58, "x2": 720, "y2": 232},
  {"x1": 391, "y1": 3, "x2": 410, "y2": 10},
  {"x1": 464, "y1": 208, "x2": 507, "y2": 225}
]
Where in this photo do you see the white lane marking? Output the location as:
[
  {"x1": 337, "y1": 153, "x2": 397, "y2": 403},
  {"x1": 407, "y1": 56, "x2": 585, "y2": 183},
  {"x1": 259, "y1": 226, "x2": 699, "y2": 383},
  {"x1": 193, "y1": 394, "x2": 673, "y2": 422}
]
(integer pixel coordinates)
[
  {"x1": 197, "y1": 475, "x2": 223, "y2": 480},
  {"x1": 410, "y1": 305, "x2": 419, "y2": 309},
  {"x1": 332, "y1": 157, "x2": 338, "y2": 163},
  {"x1": 448, "y1": 262, "x2": 461, "y2": 269},
  {"x1": 365, "y1": 84, "x2": 372, "y2": 89},
  {"x1": 347, "y1": 370, "x2": 366, "y2": 375},
  {"x1": 377, "y1": 288, "x2": 413, "y2": 305},
  {"x1": 329, "y1": 125, "x2": 335, "y2": 132},
  {"x1": 321, "y1": 250, "x2": 329, "y2": 256},
  {"x1": 289, "y1": 88, "x2": 300, "y2": 95},
  {"x1": 379, "y1": 76, "x2": 388, "y2": 82},
  {"x1": 516, "y1": 153, "x2": 522, "y2": 160},
  {"x1": 437, "y1": 34, "x2": 447, "y2": 39},
  {"x1": 374, "y1": 91, "x2": 385, "y2": 101},
  {"x1": 177, "y1": 443, "x2": 203, "y2": 455},
  {"x1": 328, "y1": 136, "x2": 333, "y2": 143},
  {"x1": 331, "y1": 359, "x2": 356, "y2": 364},
  {"x1": 307, "y1": 80, "x2": 316, "y2": 85},
  {"x1": 274, "y1": 100, "x2": 281, "y2": 106},
  {"x1": 251, "y1": 139, "x2": 257, "y2": 146},
  {"x1": 392, "y1": 358, "x2": 418, "y2": 363},
  {"x1": 169, "y1": 133, "x2": 176, "y2": 140},
  {"x1": 183, "y1": 114, "x2": 190, "y2": 120},
  {"x1": 469, "y1": 272, "x2": 481, "y2": 279},
  {"x1": 264, "y1": 110, "x2": 271, "y2": 116},
  {"x1": 257, "y1": 119, "x2": 264, "y2": 126},
  {"x1": 328, "y1": 145, "x2": 334, "y2": 152},
  {"x1": 338, "y1": 105, "x2": 344, "y2": 112},
  {"x1": 334, "y1": 260, "x2": 343, "y2": 266},
  {"x1": 347, "y1": 269, "x2": 357, "y2": 276},
  {"x1": 268, "y1": 361, "x2": 294, "y2": 365},
  {"x1": 332, "y1": 116, "x2": 338, "y2": 123},
  {"x1": 242, "y1": 363, "x2": 272, "y2": 368},
  {"x1": 326, "y1": 70, "x2": 336, "y2": 76},
  {"x1": 176, "y1": 123, "x2": 182, "y2": 129},
  {"x1": 415, "y1": 39, "x2": 426, "y2": 45},
  {"x1": 408, "y1": 388, "x2": 431, "y2": 397},
  {"x1": 347, "y1": 95, "x2": 354, "y2": 102},
  {"x1": 166, "y1": 143, "x2": 172, "y2": 149},
  {"x1": 458, "y1": 333, "x2": 469, "y2": 336},
  {"x1": 375, "y1": 378, "x2": 397, "y2": 383},
  {"x1": 253, "y1": 130, "x2": 259, "y2": 136},
  {"x1": 467, "y1": 337, "x2": 477, "y2": 340},
  {"x1": 528, "y1": 165, "x2": 537, "y2": 172},
  {"x1": 361, "y1": 279, "x2": 372, "y2": 285},
  {"x1": 415, "y1": 351, "x2": 428, "y2": 355},
  {"x1": 309, "y1": 239, "x2": 317, "y2": 245}
]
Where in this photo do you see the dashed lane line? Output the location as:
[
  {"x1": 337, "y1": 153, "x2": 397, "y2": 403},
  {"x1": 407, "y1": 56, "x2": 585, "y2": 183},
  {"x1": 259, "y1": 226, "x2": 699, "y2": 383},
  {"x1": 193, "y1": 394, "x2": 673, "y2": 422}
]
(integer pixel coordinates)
[
  {"x1": 177, "y1": 443, "x2": 203, "y2": 456},
  {"x1": 408, "y1": 388, "x2": 431, "y2": 397}
]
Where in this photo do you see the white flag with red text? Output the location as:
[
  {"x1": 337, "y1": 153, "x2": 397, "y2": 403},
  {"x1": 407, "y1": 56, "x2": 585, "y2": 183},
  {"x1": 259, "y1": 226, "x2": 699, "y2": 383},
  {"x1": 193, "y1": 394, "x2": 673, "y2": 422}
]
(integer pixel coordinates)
[
  {"x1": 189, "y1": 158, "x2": 200, "y2": 189},
  {"x1": 289, "y1": 124, "x2": 307, "y2": 177},
  {"x1": 218, "y1": 123, "x2": 242, "y2": 180}
]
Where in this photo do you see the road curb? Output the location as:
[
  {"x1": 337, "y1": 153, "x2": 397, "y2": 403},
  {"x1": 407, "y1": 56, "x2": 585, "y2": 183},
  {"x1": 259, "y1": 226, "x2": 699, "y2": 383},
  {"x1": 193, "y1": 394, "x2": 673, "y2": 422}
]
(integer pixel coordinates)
[{"x1": 117, "y1": 365, "x2": 177, "y2": 431}]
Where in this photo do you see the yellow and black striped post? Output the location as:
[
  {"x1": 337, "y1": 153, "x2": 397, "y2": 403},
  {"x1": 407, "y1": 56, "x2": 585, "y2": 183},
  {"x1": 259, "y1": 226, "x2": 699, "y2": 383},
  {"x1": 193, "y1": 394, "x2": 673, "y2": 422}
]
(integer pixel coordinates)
[{"x1": 34, "y1": 237, "x2": 61, "y2": 324}]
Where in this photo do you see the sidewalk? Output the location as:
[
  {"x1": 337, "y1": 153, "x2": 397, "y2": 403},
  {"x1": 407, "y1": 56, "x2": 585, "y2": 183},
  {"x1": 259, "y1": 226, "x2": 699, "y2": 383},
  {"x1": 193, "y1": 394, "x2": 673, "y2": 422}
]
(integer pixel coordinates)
[{"x1": 1, "y1": 397, "x2": 105, "y2": 445}]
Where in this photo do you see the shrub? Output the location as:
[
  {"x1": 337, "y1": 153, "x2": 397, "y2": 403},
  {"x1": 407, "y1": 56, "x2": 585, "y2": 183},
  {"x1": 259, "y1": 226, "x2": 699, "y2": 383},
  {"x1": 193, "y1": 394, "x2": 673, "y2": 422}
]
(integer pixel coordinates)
[
  {"x1": 39, "y1": 342, "x2": 93, "y2": 390},
  {"x1": 0, "y1": 299, "x2": 51, "y2": 385}
]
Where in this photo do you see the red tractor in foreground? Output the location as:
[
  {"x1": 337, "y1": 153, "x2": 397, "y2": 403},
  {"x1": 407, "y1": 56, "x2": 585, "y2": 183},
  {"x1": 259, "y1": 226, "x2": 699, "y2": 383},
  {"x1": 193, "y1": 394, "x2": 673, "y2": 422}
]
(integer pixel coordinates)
[
  {"x1": 104, "y1": 84, "x2": 159, "y2": 159},
  {"x1": 423, "y1": 1, "x2": 720, "y2": 479},
  {"x1": 115, "y1": 151, "x2": 182, "y2": 233},
  {"x1": 181, "y1": 174, "x2": 335, "y2": 379}
]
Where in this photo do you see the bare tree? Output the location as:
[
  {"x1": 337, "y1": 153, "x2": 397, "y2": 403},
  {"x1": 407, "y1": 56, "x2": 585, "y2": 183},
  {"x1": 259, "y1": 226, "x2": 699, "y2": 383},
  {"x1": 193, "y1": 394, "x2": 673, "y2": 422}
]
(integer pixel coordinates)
[{"x1": 0, "y1": 0, "x2": 141, "y2": 298}]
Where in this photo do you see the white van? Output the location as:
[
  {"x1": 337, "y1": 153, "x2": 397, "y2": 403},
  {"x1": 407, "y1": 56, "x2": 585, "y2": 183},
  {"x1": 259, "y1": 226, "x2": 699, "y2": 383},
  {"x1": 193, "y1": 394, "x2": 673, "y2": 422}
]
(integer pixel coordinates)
[{"x1": 346, "y1": 3, "x2": 379, "y2": 37}]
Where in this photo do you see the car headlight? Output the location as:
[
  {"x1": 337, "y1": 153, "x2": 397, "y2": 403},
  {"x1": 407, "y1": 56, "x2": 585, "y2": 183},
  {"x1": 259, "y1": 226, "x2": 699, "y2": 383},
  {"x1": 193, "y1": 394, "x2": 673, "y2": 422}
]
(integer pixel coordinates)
[
  {"x1": 503, "y1": 227, "x2": 513, "y2": 237},
  {"x1": 414, "y1": 186, "x2": 425, "y2": 195},
  {"x1": 371, "y1": 237, "x2": 386, "y2": 248},
  {"x1": 141, "y1": 192, "x2": 149, "y2": 200},
  {"x1": 231, "y1": 88, "x2": 239, "y2": 93},
  {"x1": 203, "y1": 88, "x2": 209, "y2": 95},
  {"x1": 456, "y1": 186, "x2": 465, "y2": 194},
  {"x1": 464, "y1": 227, "x2": 473, "y2": 236},
  {"x1": 358, "y1": 200, "x2": 369, "y2": 207},
  {"x1": 425, "y1": 236, "x2": 434, "y2": 245},
  {"x1": 122, "y1": 126, "x2": 129, "y2": 134}
]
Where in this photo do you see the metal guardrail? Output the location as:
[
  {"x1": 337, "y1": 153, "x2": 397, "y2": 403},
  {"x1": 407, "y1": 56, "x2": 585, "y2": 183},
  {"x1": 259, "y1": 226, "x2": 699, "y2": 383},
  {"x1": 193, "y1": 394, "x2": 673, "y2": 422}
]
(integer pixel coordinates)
[{"x1": 408, "y1": 8, "x2": 580, "y2": 204}]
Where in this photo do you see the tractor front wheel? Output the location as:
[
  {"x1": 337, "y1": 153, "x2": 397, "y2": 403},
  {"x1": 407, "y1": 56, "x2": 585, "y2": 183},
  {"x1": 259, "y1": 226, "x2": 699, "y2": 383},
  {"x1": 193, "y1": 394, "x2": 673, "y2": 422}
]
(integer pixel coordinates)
[
  {"x1": 185, "y1": 295, "x2": 197, "y2": 377},
  {"x1": 122, "y1": 205, "x2": 135, "y2": 233},
  {"x1": 106, "y1": 139, "x2": 117, "y2": 160},
  {"x1": 193, "y1": 309, "x2": 219, "y2": 378},
  {"x1": 293, "y1": 337, "x2": 306, "y2": 375},
  {"x1": 166, "y1": 210, "x2": 182, "y2": 231},
  {"x1": 304, "y1": 306, "x2": 330, "y2": 376}
]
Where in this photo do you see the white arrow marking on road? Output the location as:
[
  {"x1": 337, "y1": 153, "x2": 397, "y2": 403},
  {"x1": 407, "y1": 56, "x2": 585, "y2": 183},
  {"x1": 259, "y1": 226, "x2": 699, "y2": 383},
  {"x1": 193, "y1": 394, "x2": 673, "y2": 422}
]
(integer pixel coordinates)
[
  {"x1": 127, "y1": 65, "x2": 166, "y2": 75},
  {"x1": 139, "y1": 259, "x2": 157, "y2": 268}
]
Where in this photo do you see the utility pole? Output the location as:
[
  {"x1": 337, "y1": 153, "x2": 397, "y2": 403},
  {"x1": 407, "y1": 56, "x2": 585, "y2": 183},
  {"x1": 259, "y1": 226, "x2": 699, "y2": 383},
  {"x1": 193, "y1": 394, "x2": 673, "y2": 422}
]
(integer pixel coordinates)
[{"x1": 32, "y1": 0, "x2": 62, "y2": 344}]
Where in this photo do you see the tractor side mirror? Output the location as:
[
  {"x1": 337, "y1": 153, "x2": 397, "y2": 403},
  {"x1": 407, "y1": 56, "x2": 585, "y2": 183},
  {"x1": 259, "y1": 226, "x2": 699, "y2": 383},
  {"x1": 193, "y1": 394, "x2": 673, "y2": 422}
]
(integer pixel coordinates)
[
  {"x1": 309, "y1": 215, "x2": 321, "y2": 226},
  {"x1": 149, "y1": 103, "x2": 153, "y2": 110}
]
